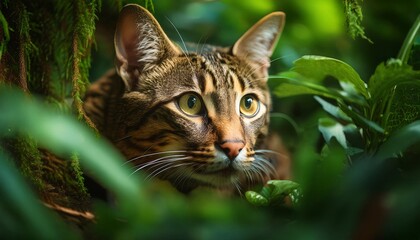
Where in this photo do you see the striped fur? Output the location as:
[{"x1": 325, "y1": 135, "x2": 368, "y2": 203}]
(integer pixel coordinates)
[{"x1": 83, "y1": 4, "x2": 288, "y2": 193}]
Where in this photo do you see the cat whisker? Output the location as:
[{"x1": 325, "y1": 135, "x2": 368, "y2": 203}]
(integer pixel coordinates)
[
  {"x1": 165, "y1": 17, "x2": 195, "y2": 74},
  {"x1": 114, "y1": 135, "x2": 132, "y2": 142},
  {"x1": 255, "y1": 149, "x2": 289, "y2": 161},
  {"x1": 243, "y1": 55, "x2": 289, "y2": 81},
  {"x1": 172, "y1": 163, "x2": 198, "y2": 190},
  {"x1": 196, "y1": 34, "x2": 208, "y2": 55},
  {"x1": 130, "y1": 154, "x2": 188, "y2": 174},
  {"x1": 232, "y1": 177, "x2": 243, "y2": 196},
  {"x1": 253, "y1": 153, "x2": 279, "y2": 182},
  {"x1": 255, "y1": 156, "x2": 277, "y2": 177},
  {"x1": 145, "y1": 161, "x2": 193, "y2": 181},
  {"x1": 251, "y1": 160, "x2": 268, "y2": 183},
  {"x1": 243, "y1": 167, "x2": 254, "y2": 185},
  {"x1": 124, "y1": 150, "x2": 189, "y2": 165}
]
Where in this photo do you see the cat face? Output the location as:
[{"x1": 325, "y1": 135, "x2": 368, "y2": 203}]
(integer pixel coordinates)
[{"x1": 84, "y1": 4, "x2": 285, "y2": 192}]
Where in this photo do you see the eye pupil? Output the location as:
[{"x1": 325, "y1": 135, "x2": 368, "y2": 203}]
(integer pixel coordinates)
[
  {"x1": 178, "y1": 93, "x2": 203, "y2": 116},
  {"x1": 245, "y1": 97, "x2": 253, "y2": 109},
  {"x1": 240, "y1": 94, "x2": 260, "y2": 117},
  {"x1": 188, "y1": 95, "x2": 197, "y2": 109}
]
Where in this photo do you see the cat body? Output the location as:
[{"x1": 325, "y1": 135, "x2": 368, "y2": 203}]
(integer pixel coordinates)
[{"x1": 83, "y1": 4, "x2": 288, "y2": 193}]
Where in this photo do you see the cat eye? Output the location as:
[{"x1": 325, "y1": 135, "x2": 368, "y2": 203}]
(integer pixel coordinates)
[
  {"x1": 240, "y1": 95, "x2": 260, "y2": 117},
  {"x1": 178, "y1": 93, "x2": 203, "y2": 116}
]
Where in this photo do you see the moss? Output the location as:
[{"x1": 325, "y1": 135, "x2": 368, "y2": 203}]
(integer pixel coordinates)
[
  {"x1": 0, "y1": 135, "x2": 90, "y2": 210},
  {"x1": 343, "y1": 0, "x2": 372, "y2": 43},
  {"x1": 0, "y1": 135, "x2": 45, "y2": 191},
  {"x1": 41, "y1": 150, "x2": 90, "y2": 210},
  {"x1": 70, "y1": 154, "x2": 89, "y2": 197}
]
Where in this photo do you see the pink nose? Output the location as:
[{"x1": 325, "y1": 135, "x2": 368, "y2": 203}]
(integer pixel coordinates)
[{"x1": 219, "y1": 141, "x2": 245, "y2": 160}]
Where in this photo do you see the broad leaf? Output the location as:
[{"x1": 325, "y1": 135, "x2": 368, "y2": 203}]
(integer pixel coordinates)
[
  {"x1": 369, "y1": 60, "x2": 420, "y2": 132},
  {"x1": 387, "y1": 84, "x2": 420, "y2": 132},
  {"x1": 339, "y1": 103, "x2": 385, "y2": 134},
  {"x1": 266, "y1": 180, "x2": 300, "y2": 201},
  {"x1": 376, "y1": 120, "x2": 420, "y2": 159},
  {"x1": 292, "y1": 55, "x2": 368, "y2": 98},
  {"x1": 272, "y1": 71, "x2": 339, "y2": 99},
  {"x1": 0, "y1": 87, "x2": 141, "y2": 207},
  {"x1": 318, "y1": 117, "x2": 348, "y2": 148},
  {"x1": 314, "y1": 96, "x2": 352, "y2": 122},
  {"x1": 369, "y1": 60, "x2": 420, "y2": 102},
  {"x1": 246, "y1": 180, "x2": 300, "y2": 207},
  {"x1": 0, "y1": 153, "x2": 76, "y2": 239},
  {"x1": 245, "y1": 191, "x2": 269, "y2": 207}
]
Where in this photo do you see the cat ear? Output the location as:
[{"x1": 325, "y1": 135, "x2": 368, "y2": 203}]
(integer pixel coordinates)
[
  {"x1": 232, "y1": 12, "x2": 285, "y2": 78},
  {"x1": 114, "y1": 4, "x2": 181, "y2": 90}
]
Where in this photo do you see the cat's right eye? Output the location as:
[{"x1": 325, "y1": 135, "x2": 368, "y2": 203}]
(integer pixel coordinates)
[{"x1": 178, "y1": 93, "x2": 203, "y2": 116}]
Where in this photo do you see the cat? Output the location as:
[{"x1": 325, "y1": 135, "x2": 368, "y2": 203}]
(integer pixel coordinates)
[{"x1": 83, "y1": 4, "x2": 289, "y2": 193}]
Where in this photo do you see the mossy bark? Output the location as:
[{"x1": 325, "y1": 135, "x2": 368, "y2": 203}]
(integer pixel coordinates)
[{"x1": 0, "y1": 0, "x2": 100, "y2": 225}]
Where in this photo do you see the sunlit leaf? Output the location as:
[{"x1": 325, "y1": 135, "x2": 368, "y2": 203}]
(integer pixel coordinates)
[
  {"x1": 245, "y1": 191, "x2": 269, "y2": 207},
  {"x1": 266, "y1": 180, "x2": 300, "y2": 200},
  {"x1": 292, "y1": 55, "x2": 369, "y2": 98},
  {"x1": 246, "y1": 180, "x2": 300, "y2": 207},
  {"x1": 318, "y1": 117, "x2": 348, "y2": 148},
  {"x1": 272, "y1": 71, "x2": 339, "y2": 99}
]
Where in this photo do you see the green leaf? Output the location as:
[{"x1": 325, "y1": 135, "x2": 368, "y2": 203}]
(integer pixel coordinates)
[
  {"x1": 272, "y1": 56, "x2": 369, "y2": 106},
  {"x1": 291, "y1": 55, "x2": 369, "y2": 99},
  {"x1": 318, "y1": 117, "x2": 348, "y2": 148},
  {"x1": 369, "y1": 60, "x2": 420, "y2": 102},
  {"x1": 266, "y1": 180, "x2": 300, "y2": 201},
  {"x1": 0, "y1": 153, "x2": 76, "y2": 239},
  {"x1": 246, "y1": 180, "x2": 300, "y2": 207},
  {"x1": 272, "y1": 71, "x2": 339, "y2": 99},
  {"x1": 314, "y1": 96, "x2": 352, "y2": 122},
  {"x1": 376, "y1": 120, "x2": 420, "y2": 159},
  {"x1": 387, "y1": 84, "x2": 420, "y2": 132},
  {"x1": 0, "y1": 10, "x2": 9, "y2": 60},
  {"x1": 245, "y1": 191, "x2": 269, "y2": 207},
  {"x1": 339, "y1": 104, "x2": 385, "y2": 134},
  {"x1": 0, "y1": 87, "x2": 142, "y2": 209},
  {"x1": 369, "y1": 61, "x2": 420, "y2": 132},
  {"x1": 397, "y1": 15, "x2": 420, "y2": 64}
]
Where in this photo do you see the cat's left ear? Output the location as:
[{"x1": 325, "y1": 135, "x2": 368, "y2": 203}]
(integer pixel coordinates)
[
  {"x1": 114, "y1": 4, "x2": 181, "y2": 90},
  {"x1": 232, "y1": 12, "x2": 285, "y2": 78}
]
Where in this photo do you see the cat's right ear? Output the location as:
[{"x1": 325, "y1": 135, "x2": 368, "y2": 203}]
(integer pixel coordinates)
[{"x1": 114, "y1": 4, "x2": 181, "y2": 90}]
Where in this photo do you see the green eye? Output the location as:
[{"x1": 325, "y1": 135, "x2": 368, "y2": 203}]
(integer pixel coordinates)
[
  {"x1": 240, "y1": 95, "x2": 259, "y2": 117},
  {"x1": 178, "y1": 93, "x2": 203, "y2": 116}
]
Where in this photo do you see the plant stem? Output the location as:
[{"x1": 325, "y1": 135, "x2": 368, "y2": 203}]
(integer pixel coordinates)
[{"x1": 397, "y1": 15, "x2": 420, "y2": 64}]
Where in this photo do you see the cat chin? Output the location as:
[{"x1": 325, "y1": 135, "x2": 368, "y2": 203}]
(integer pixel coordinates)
[{"x1": 186, "y1": 170, "x2": 240, "y2": 189}]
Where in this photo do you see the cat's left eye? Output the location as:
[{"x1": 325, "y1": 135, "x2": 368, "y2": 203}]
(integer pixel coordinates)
[
  {"x1": 178, "y1": 93, "x2": 203, "y2": 116},
  {"x1": 240, "y1": 94, "x2": 260, "y2": 117}
]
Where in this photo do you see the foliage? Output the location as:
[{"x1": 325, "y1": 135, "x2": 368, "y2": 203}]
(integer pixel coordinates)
[
  {"x1": 0, "y1": 0, "x2": 420, "y2": 239},
  {"x1": 272, "y1": 22, "x2": 420, "y2": 153},
  {"x1": 245, "y1": 180, "x2": 300, "y2": 207}
]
